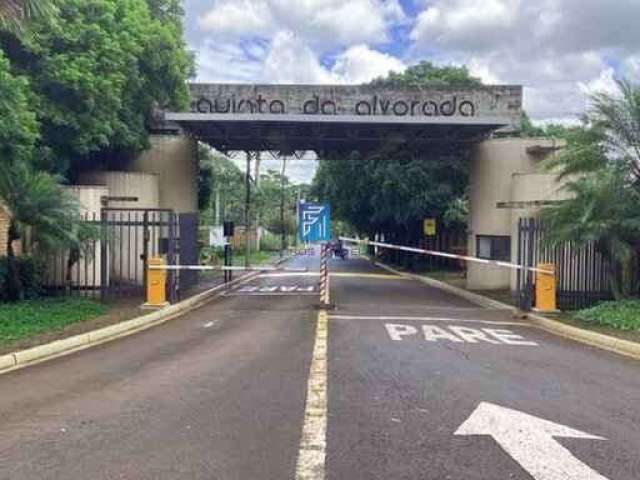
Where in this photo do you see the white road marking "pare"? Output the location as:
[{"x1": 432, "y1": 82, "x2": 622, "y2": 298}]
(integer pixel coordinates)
[{"x1": 385, "y1": 323, "x2": 538, "y2": 346}]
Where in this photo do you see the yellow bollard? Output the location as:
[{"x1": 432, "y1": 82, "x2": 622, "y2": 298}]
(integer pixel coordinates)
[
  {"x1": 145, "y1": 257, "x2": 168, "y2": 307},
  {"x1": 535, "y1": 263, "x2": 557, "y2": 312}
]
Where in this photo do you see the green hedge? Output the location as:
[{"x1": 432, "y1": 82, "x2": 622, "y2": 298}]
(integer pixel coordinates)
[
  {"x1": 0, "y1": 256, "x2": 45, "y2": 302},
  {"x1": 575, "y1": 300, "x2": 640, "y2": 331}
]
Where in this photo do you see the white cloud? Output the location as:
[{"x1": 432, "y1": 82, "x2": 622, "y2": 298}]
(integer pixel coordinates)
[
  {"x1": 411, "y1": 0, "x2": 520, "y2": 52},
  {"x1": 189, "y1": 0, "x2": 640, "y2": 123},
  {"x1": 227, "y1": 153, "x2": 318, "y2": 184},
  {"x1": 198, "y1": 0, "x2": 273, "y2": 38},
  {"x1": 622, "y1": 55, "x2": 640, "y2": 79},
  {"x1": 198, "y1": 0, "x2": 403, "y2": 51},
  {"x1": 331, "y1": 45, "x2": 405, "y2": 84},
  {"x1": 262, "y1": 31, "x2": 335, "y2": 83},
  {"x1": 578, "y1": 67, "x2": 619, "y2": 98},
  {"x1": 408, "y1": 0, "x2": 640, "y2": 121},
  {"x1": 195, "y1": 33, "x2": 406, "y2": 86},
  {"x1": 196, "y1": 40, "x2": 264, "y2": 83}
]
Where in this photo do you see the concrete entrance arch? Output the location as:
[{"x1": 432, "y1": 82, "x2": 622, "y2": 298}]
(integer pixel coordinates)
[
  {"x1": 163, "y1": 83, "x2": 523, "y2": 154},
  {"x1": 128, "y1": 83, "x2": 562, "y2": 293}
]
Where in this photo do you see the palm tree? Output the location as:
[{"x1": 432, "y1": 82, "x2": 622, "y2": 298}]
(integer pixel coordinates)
[
  {"x1": 0, "y1": 161, "x2": 89, "y2": 300},
  {"x1": 542, "y1": 79, "x2": 640, "y2": 299},
  {"x1": 0, "y1": 0, "x2": 53, "y2": 32}
]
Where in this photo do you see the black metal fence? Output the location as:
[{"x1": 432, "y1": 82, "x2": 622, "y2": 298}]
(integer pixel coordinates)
[
  {"x1": 42, "y1": 208, "x2": 199, "y2": 302},
  {"x1": 516, "y1": 217, "x2": 613, "y2": 311}
]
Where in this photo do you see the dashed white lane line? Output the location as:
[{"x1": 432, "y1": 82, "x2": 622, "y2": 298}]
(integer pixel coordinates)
[
  {"x1": 328, "y1": 314, "x2": 529, "y2": 327},
  {"x1": 295, "y1": 310, "x2": 328, "y2": 480}
]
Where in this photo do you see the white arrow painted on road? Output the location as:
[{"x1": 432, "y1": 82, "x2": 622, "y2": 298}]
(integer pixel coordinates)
[{"x1": 455, "y1": 402, "x2": 609, "y2": 480}]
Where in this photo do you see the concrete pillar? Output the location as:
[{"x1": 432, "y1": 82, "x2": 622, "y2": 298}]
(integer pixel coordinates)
[
  {"x1": 129, "y1": 134, "x2": 198, "y2": 213},
  {"x1": 466, "y1": 138, "x2": 565, "y2": 291}
]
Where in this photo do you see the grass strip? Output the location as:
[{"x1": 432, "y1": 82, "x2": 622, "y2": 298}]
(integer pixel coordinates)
[{"x1": 0, "y1": 298, "x2": 108, "y2": 346}]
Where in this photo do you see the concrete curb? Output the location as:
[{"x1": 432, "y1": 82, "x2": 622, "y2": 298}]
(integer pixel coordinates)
[
  {"x1": 527, "y1": 313, "x2": 640, "y2": 361},
  {"x1": 0, "y1": 257, "x2": 292, "y2": 376},
  {"x1": 368, "y1": 257, "x2": 640, "y2": 361}
]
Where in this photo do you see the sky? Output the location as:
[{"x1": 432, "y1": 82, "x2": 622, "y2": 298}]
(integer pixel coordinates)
[{"x1": 183, "y1": 0, "x2": 640, "y2": 182}]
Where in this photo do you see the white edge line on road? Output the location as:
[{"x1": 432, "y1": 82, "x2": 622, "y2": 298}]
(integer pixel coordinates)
[
  {"x1": 329, "y1": 315, "x2": 529, "y2": 327},
  {"x1": 295, "y1": 310, "x2": 328, "y2": 480}
]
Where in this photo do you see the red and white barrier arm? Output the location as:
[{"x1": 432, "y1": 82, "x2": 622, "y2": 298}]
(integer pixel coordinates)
[{"x1": 339, "y1": 237, "x2": 553, "y2": 275}]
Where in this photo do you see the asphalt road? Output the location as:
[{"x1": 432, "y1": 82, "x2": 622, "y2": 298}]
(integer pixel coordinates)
[{"x1": 0, "y1": 251, "x2": 639, "y2": 479}]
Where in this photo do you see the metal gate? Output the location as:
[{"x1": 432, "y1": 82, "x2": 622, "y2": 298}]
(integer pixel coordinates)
[
  {"x1": 516, "y1": 218, "x2": 613, "y2": 311},
  {"x1": 42, "y1": 208, "x2": 200, "y2": 302},
  {"x1": 100, "y1": 208, "x2": 178, "y2": 301}
]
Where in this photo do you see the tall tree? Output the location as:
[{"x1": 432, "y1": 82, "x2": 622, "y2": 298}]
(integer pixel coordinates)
[
  {"x1": 1, "y1": 0, "x2": 193, "y2": 175},
  {"x1": 542, "y1": 79, "x2": 640, "y2": 298},
  {"x1": 0, "y1": 50, "x2": 38, "y2": 167},
  {"x1": 370, "y1": 61, "x2": 482, "y2": 88}
]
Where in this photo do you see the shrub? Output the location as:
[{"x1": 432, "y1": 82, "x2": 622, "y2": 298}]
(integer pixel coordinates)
[
  {"x1": 260, "y1": 231, "x2": 283, "y2": 252},
  {"x1": 0, "y1": 256, "x2": 45, "y2": 301},
  {"x1": 575, "y1": 300, "x2": 640, "y2": 331},
  {"x1": 200, "y1": 246, "x2": 225, "y2": 265}
]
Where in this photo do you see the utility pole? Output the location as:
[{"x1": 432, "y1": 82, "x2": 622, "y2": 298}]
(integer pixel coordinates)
[
  {"x1": 295, "y1": 187, "x2": 302, "y2": 247},
  {"x1": 244, "y1": 151, "x2": 251, "y2": 268},
  {"x1": 280, "y1": 157, "x2": 287, "y2": 256},
  {"x1": 254, "y1": 152, "x2": 261, "y2": 252}
]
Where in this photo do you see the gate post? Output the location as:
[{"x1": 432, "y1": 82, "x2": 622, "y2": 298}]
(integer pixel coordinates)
[
  {"x1": 535, "y1": 263, "x2": 557, "y2": 312},
  {"x1": 144, "y1": 257, "x2": 168, "y2": 307},
  {"x1": 100, "y1": 209, "x2": 108, "y2": 301}
]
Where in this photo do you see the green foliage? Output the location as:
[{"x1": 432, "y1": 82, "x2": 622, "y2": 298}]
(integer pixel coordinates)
[
  {"x1": 575, "y1": 300, "x2": 640, "y2": 331},
  {"x1": 199, "y1": 148, "x2": 302, "y2": 247},
  {"x1": 541, "y1": 78, "x2": 640, "y2": 299},
  {"x1": 1, "y1": 0, "x2": 192, "y2": 174},
  {"x1": 260, "y1": 230, "x2": 288, "y2": 252},
  {"x1": 145, "y1": 0, "x2": 184, "y2": 25},
  {"x1": 0, "y1": 50, "x2": 38, "y2": 165},
  {"x1": 255, "y1": 168, "x2": 298, "y2": 237},
  {"x1": 199, "y1": 146, "x2": 246, "y2": 224},
  {"x1": 0, "y1": 160, "x2": 96, "y2": 300},
  {"x1": 0, "y1": 255, "x2": 45, "y2": 301},
  {"x1": 0, "y1": 161, "x2": 86, "y2": 252},
  {"x1": 313, "y1": 149, "x2": 469, "y2": 238},
  {"x1": 370, "y1": 61, "x2": 482, "y2": 88},
  {"x1": 0, "y1": 297, "x2": 107, "y2": 345},
  {"x1": 518, "y1": 111, "x2": 575, "y2": 138}
]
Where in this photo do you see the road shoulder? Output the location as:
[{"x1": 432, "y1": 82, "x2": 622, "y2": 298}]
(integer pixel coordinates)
[{"x1": 0, "y1": 270, "x2": 260, "y2": 375}]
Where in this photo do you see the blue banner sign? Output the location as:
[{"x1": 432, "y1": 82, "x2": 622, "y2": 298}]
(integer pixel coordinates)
[{"x1": 299, "y1": 202, "x2": 331, "y2": 243}]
